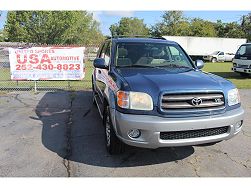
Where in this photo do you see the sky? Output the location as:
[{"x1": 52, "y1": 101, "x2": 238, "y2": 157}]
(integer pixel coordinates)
[{"x1": 0, "y1": 11, "x2": 250, "y2": 35}]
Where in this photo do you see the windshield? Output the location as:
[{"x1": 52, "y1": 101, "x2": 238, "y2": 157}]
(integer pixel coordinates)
[
  {"x1": 236, "y1": 44, "x2": 251, "y2": 56},
  {"x1": 211, "y1": 51, "x2": 220, "y2": 55},
  {"x1": 115, "y1": 42, "x2": 194, "y2": 69}
]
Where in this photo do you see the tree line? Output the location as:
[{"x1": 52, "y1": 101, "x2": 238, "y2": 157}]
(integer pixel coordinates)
[
  {"x1": 0, "y1": 11, "x2": 251, "y2": 45},
  {"x1": 0, "y1": 11, "x2": 104, "y2": 45},
  {"x1": 110, "y1": 11, "x2": 251, "y2": 41}
]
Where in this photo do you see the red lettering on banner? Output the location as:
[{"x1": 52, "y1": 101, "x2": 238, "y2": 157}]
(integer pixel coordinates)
[
  {"x1": 41, "y1": 54, "x2": 52, "y2": 64},
  {"x1": 16, "y1": 54, "x2": 27, "y2": 64},
  {"x1": 29, "y1": 54, "x2": 39, "y2": 64}
]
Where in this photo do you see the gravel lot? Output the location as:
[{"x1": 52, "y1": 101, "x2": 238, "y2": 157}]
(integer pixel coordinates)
[{"x1": 0, "y1": 90, "x2": 250, "y2": 177}]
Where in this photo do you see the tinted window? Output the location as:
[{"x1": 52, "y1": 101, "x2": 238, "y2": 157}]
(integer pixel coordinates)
[
  {"x1": 100, "y1": 43, "x2": 107, "y2": 58},
  {"x1": 98, "y1": 43, "x2": 106, "y2": 58},
  {"x1": 104, "y1": 41, "x2": 111, "y2": 65},
  {"x1": 219, "y1": 52, "x2": 224, "y2": 55},
  {"x1": 99, "y1": 41, "x2": 110, "y2": 65}
]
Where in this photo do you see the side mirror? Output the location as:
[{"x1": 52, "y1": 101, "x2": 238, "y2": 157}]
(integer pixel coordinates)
[
  {"x1": 93, "y1": 58, "x2": 108, "y2": 69},
  {"x1": 195, "y1": 60, "x2": 204, "y2": 69}
]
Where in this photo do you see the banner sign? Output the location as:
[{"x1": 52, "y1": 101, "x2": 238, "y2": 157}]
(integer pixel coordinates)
[{"x1": 9, "y1": 47, "x2": 85, "y2": 80}]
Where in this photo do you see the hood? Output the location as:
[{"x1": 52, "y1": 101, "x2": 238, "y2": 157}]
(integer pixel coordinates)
[{"x1": 116, "y1": 68, "x2": 233, "y2": 105}]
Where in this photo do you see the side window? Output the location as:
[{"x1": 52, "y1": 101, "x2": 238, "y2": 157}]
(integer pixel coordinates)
[
  {"x1": 99, "y1": 41, "x2": 111, "y2": 65},
  {"x1": 219, "y1": 52, "x2": 224, "y2": 55},
  {"x1": 104, "y1": 41, "x2": 111, "y2": 65},
  {"x1": 98, "y1": 43, "x2": 106, "y2": 58},
  {"x1": 100, "y1": 43, "x2": 107, "y2": 58}
]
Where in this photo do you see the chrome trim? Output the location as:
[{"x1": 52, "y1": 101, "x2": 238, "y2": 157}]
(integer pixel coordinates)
[{"x1": 159, "y1": 90, "x2": 226, "y2": 113}]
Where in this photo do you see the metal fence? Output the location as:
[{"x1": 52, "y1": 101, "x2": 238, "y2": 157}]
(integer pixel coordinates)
[{"x1": 0, "y1": 42, "x2": 99, "y2": 91}]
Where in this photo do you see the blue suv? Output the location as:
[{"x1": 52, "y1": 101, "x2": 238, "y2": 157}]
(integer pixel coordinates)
[{"x1": 92, "y1": 37, "x2": 244, "y2": 154}]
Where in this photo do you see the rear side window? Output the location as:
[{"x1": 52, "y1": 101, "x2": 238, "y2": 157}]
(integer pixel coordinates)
[
  {"x1": 99, "y1": 41, "x2": 111, "y2": 65},
  {"x1": 104, "y1": 41, "x2": 111, "y2": 65},
  {"x1": 98, "y1": 43, "x2": 106, "y2": 58}
]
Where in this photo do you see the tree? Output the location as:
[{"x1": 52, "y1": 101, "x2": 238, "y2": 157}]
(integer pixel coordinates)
[
  {"x1": 224, "y1": 22, "x2": 245, "y2": 38},
  {"x1": 4, "y1": 11, "x2": 104, "y2": 45},
  {"x1": 109, "y1": 17, "x2": 149, "y2": 36},
  {"x1": 189, "y1": 18, "x2": 217, "y2": 37},
  {"x1": 241, "y1": 13, "x2": 251, "y2": 41},
  {"x1": 214, "y1": 20, "x2": 245, "y2": 38},
  {"x1": 150, "y1": 11, "x2": 190, "y2": 36},
  {"x1": 0, "y1": 29, "x2": 6, "y2": 42}
]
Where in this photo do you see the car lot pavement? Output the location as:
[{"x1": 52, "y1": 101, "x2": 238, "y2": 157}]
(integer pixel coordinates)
[{"x1": 0, "y1": 90, "x2": 250, "y2": 177}]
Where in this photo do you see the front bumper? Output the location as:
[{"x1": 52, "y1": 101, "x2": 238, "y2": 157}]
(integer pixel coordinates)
[
  {"x1": 232, "y1": 67, "x2": 251, "y2": 74},
  {"x1": 113, "y1": 107, "x2": 244, "y2": 148}
]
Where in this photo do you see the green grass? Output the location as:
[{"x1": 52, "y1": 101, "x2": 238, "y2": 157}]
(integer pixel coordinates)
[
  {"x1": 202, "y1": 62, "x2": 251, "y2": 89},
  {"x1": 0, "y1": 61, "x2": 93, "y2": 90}
]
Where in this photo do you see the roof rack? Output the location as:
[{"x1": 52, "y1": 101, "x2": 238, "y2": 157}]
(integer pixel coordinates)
[
  {"x1": 109, "y1": 35, "x2": 166, "y2": 40},
  {"x1": 149, "y1": 36, "x2": 167, "y2": 40},
  {"x1": 112, "y1": 35, "x2": 150, "y2": 38}
]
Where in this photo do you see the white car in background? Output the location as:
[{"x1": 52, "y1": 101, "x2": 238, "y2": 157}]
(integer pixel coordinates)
[{"x1": 203, "y1": 51, "x2": 235, "y2": 63}]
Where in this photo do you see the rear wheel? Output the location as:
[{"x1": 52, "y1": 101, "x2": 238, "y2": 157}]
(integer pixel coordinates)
[{"x1": 103, "y1": 105, "x2": 125, "y2": 154}]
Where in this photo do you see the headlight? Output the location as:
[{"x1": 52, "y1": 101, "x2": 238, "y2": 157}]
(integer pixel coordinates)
[
  {"x1": 117, "y1": 91, "x2": 153, "y2": 110},
  {"x1": 228, "y1": 88, "x2": 240, "y2": 106}
]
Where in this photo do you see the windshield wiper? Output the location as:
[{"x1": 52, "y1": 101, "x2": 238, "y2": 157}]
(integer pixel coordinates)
[
  {"x1": 156, "y1": 64, "x2": 192, "y2": 69},
  {"x1": 117, "y1": 64, "x2": 157, "y2": 68}
]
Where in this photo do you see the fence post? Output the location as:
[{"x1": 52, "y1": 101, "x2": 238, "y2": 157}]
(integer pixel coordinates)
[{"x1": 34, "y1": 81, "x2": 37, "y2": 93}]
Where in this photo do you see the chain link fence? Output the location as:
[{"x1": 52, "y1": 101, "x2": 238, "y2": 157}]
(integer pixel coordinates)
[{"x1": 0, "y1": 42, "x2": 99, "y2": 92}]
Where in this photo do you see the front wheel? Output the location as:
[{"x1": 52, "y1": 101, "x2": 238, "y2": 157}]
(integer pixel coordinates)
[
  {"x1": 211, "y1": 58, "x2": 217, "y2": 63},
  {"x1": 103, "y1": 106, "x2": 125, "y2": 154}
]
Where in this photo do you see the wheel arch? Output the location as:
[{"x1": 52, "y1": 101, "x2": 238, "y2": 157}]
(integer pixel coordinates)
[{"x1": 103, "y1": 89, "x2": 119, "y2": 134}]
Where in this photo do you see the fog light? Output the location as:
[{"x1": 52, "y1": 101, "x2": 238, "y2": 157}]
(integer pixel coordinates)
[
  {"x1": 128, "y1": 129, "x2": 141, "y2": 138},
  {"x1": 235, "y1": 121, "x2": 243, "y2": 129}
]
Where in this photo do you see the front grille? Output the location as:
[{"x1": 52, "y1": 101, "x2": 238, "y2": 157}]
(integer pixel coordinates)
[
  {"x1": 161, "y1": 92, "x2": 225, "y2": 111},
  {"x1": 160, "y1": 126, "x2": 229, "y2": 140},
  {"x1": 237, "y1": 64, "x2": 250, "y2": 69}
]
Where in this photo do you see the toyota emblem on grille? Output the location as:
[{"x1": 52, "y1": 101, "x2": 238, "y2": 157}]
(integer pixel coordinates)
[{"x1": 191, "y1": 97, "x2": 203, "y2": 106}]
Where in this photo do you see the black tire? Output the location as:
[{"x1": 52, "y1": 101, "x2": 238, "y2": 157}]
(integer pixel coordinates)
[
  {"x1": 211, "y1": 58, "x2": 217, "y2": 63},
  {"x1": 103, "y1": 105, "x2": 125, "y2": 154},
  {"x1": 239, "y1": 72, "x2": 250, "y2": 78}
]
